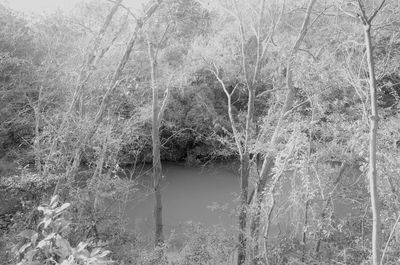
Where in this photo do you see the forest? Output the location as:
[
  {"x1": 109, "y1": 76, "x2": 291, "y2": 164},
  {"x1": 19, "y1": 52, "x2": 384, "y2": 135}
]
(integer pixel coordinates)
[{"x1": 0, "y1": 0, "x2": 400, "y2": 264}]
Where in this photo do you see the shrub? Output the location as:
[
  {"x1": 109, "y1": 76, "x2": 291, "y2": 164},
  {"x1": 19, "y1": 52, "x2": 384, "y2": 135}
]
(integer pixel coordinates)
[{"x1": 14, "y1": 195, "x2": 113, "y2": 265}]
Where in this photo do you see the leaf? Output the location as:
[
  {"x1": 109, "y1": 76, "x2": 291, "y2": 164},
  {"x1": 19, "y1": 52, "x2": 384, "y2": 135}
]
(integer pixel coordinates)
[
  {"x1": 60, "y1": 255, "x2": 75, "y2": 265},
  {"x1": 18, "y1": 242, "x2": 32, "y2": 253},
  {"x1": 39, "y1": 217, "x2": 52, "y2": 229},
  {"x1": 55, "y1": 235, "x2": 72, "y2": 255},
  {"x1": 43, "y1": 232, "x2": 56, "y2": 241},
  {"x1": 75, "y1": 249, "x2": 90, "y2": 260},
  {"x1": 37, "y1": 238, "x2": 51, "y2": 249},
  {"x1": 90, "y1": 248, "x2": 101, "y2": 256},
  {"x1": 50, "y1": 195, "x2": 59, "y2": 208},
  {"x1": 24, "y1": 249, "x2": 38, "y2": 262},
  {"x1": 37, "y1": 206, "x2": 52, "y2": 215},
  {"x1": 97, "y1": 250, "x2": 111, "y2": 258},
  {"x1": 55, "y1": 203, "x2": 71, "y2": 214},
  {"x1": 31, "y1": 232, "x2": 38, "y2": 245},
  {"x1": 75, "y1": 242, "x2": 88, "y2": 252},
  {"x1": 18, "y1": 230, "x2": 37, "y2": 239}
]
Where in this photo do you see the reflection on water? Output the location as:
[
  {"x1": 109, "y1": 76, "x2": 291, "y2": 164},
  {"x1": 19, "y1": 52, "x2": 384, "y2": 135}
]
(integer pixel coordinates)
[
  {"x1": 105, "y1": 162, "x2": 357, "y2": 240},
  {"x1": 120, "y1": 163, "x2": 240, "y2": 235}
]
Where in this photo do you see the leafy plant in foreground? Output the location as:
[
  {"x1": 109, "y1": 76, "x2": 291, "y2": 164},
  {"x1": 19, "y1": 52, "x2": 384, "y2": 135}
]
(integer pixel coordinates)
[{"x1": 14, "y1": 195, "x2": 112, "y2": 265}]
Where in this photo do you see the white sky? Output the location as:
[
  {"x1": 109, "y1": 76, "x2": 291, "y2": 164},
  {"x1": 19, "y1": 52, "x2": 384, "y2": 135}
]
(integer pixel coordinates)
[{"x1": 2, "y1": 0, "x2": 146, "y2": 14}]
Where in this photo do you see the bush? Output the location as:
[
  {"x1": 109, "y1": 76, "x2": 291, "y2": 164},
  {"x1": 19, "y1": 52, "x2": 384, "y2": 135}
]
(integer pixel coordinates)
[{"x1": 14, "y1": 195, "x2": 113, "y2": 265}]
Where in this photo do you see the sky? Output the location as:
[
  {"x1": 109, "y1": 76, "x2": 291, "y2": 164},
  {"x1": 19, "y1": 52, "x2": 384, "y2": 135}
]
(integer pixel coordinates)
[{"x1": 2, "y1": 0, "x2": 145, "y2": 14}]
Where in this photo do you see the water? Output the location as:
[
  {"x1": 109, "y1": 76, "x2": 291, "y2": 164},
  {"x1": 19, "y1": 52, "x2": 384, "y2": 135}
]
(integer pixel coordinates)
[
  {"x1": 121, "y1": 163, "x2": 240, "y2": 234},
  {"x1": 112, "y1": 162, "x2": 358, "y2": 239}
]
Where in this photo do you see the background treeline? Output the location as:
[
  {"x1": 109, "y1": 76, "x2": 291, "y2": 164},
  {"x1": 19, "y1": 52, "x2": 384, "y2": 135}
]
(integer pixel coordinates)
[{"x1": 0, "y1": 0, "x2": 400, "y2": 264}]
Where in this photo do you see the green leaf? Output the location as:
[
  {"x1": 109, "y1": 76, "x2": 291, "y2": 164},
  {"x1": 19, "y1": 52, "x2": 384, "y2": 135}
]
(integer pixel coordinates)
[
  {"x1": 31, "y1": 232, "x2": 38, "y2": 245},
  {"x1": 18, "y1": 230, "x2": 37, "y2": 240},
  {"x1": 75, "y1": 242, "x2": 88, "y2": 252},
  {"x1": 97, "y1": 250, "x2": 111, "y2": 258},
  {"x1": 50, "y1": 195, "x2": 59, "y2": 208},
  {"x1": 24, "y1": 249, "x2": 38, "y2": 262},
  {"x1": 75, "y1": 249, "x2": 90, "y2": 260},
  {"x1": 43, "y1": 232, "x2": 55, "y2": 241},
  {"x1": 37, "y1": 206, "x2": 52, "y2": 215},
  {"x1": 55, "y1": 235, "x2": 72, "y2": 255},
  {"x1": 37, "y1": 238, "x2": 51, "y2": 249},
  {"x1": 18, "y1": 242, "x2": 32, "y2": 253},
  {"x1": 55, "y1": 203, "x2": 70, "y2": 214},
  {"x1": 39, "y1": 217, "x2": 52, "y2": 229},
  {"x1": 60, "y1": 255, "x2": 75, "y2": 265}
]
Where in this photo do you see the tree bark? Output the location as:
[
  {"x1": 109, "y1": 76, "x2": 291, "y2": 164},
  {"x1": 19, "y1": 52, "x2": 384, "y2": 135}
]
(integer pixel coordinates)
[
  {"x1": 148, "y1": 38, "x2": 164, "y2": 247},
  {"x1": 233, "y1": 0, "x2": 266, "y2": 262},
  {"x1": 34, "y1": 85, "x2": 43, "y2": 172},
  {"x1": 364, "y1": 21, "x2": 381, "y2": 265},
  {"x1": 354, "y1": 1, "x2": 386, "y2": 263}
]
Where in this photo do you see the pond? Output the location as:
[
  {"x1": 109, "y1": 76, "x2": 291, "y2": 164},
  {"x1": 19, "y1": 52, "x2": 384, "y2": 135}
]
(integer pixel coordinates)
[
  {"x1": 110, "y1": 162, "x2": 357, "y2": 240},
  {"x1": 120, "y1": 162, "x2": 240, "y2": 235}
]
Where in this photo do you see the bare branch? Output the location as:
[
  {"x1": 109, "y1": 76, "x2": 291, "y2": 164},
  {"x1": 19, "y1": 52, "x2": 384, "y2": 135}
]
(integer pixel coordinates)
[
  {"x1": 233, "y1": 0, "x2": 250, "y2": 90},
  {"x1": 338, "y1": 5, "x2": 358, "y2": 19},
  {"x1": 357, "y1": 0, "x2": 368, "y2": 23},
  {"x1": 207, "y1": 63, "x2": 243, "y2": 157},
  {"x1": 158, "y1": 70, "x2": 179, "y2": 121},
  {"x1": 256, "y1": 87, "x2": 285, "y2": 98},
  {"x1": 283, "y1": 99, "x2": 310, "y2": 118},
  {"x1": 369, "y1": 0, "x2": 387, "y2": 23}
]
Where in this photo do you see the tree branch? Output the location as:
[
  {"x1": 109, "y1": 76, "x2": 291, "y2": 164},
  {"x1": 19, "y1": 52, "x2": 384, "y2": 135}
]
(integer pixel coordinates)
[{"x1": 369, "y1": 0, "x2": 387, "y2": 23}]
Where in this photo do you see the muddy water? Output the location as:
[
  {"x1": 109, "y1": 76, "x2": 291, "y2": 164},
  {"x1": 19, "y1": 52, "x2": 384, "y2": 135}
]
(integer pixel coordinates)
[
  {"x1": 121, "y1": 163, "x2": 240, "y2": 234},
  {"x1": 114, "y1": 162, "x2": 357, "y2": 238}
]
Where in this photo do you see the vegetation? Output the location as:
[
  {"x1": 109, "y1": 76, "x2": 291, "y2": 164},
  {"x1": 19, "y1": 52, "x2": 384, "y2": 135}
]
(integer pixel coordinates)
[{"x1": 1, "y1": 0, "x2": 400, "y2": 264}]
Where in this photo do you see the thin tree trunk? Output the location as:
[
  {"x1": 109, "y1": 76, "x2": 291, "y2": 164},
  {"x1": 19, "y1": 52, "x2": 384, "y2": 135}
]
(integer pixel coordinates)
[
  {"x1": 233, "y1": 0, "x2": 265, "y2": 261},
  {"x1": 302, "y1": 200, "x2": 309, "y2": 262},
  {"x1": 355, "y1": 1, "x2": 386, "y2": 263},
  {"x1": 238, "y1": 155, "x2": 249, "y2": 265},
  {"x1": 364, "y1": 21, "x2": 381, "y2": 265},
  {"x1": 211, "y1": 0, "x2": 277, "y2": 263},
  {"x1": 34, "y1": 85, "x2": 43, "y2": 172},
  {"x1": 148, "y1": 38, "x2": 164, "y2": 246},
  {"x1": 250, "y1": 1, "x2": 316, "y2": 263},
  {"x1": 92, "y1": 111, "x2": 112, "y2": 212}
]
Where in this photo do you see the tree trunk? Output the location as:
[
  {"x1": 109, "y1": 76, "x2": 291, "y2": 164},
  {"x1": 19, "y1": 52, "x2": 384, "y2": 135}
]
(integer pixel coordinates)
[
  {"x1": 34, "y1": 85, "x2": 43, "y2": 172},
  {"x1": 363, "y1": 23, "x2": 380, "y2": 265},
  {"x1": 237, "y1": 155, "x2": 250, "y2": 265},
  {"x1": 250, "y1": 1, "x2": 316, "y2": 263},
  {"x1": 301, "y1": 200, "x2": 309, "y2": 262},
  {"x1": 354, "y1": 1, "x2": 385, "y2": 262},
  {"x1": 148, "y1": 39, "x2": 164, "y2": 246}
]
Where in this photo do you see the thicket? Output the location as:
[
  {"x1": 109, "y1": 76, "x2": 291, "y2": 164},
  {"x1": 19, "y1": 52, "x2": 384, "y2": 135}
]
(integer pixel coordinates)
[{"x1": 0, "y1": 0, "x2": 400, "y2": 264}]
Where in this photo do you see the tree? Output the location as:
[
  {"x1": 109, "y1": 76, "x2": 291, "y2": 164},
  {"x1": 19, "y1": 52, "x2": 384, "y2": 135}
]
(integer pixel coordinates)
[
  {"x1": 147, "y1": 25, "x2": 171, "y2": 247},
  {"x1": 43, "y1": 0, "x2": 124, "y2": 175},
  {"x1": 56, "y1": 0, "x2": 164, "y2": 194},
  {"x1": 355, "y1": 1, "x2": 386, "y2": 263},
  {"x1": 205, "y1": 0, "x2": 278, "y2": 263}
]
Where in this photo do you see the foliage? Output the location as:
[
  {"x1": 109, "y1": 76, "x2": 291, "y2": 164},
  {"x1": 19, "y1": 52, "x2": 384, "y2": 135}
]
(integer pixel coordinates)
[
  {"x1": 14, "y1": 195, "x2": 112, "y2": 265},
  {"x1": 1, "y1": 0, "x2": 400, "y2": 264}
]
